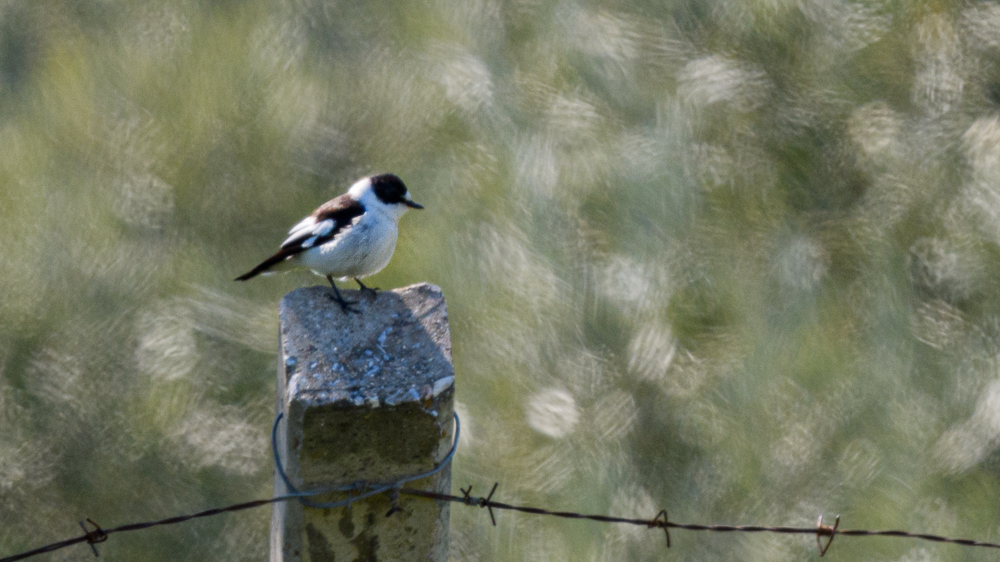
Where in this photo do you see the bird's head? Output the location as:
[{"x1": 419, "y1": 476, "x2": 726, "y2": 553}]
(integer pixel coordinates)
[{"x1": 350, "y1": 173, "x2": 422, "y2": 219}]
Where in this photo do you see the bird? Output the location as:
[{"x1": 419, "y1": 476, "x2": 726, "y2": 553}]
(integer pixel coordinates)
[{"x1": 235, "y1": 173, "x2": 422, "y2": 313}]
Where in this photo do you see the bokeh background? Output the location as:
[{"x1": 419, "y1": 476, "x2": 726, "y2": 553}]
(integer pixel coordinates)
[{"x1": 3, "y1": 0, "x2": 1000, "y2": 560}]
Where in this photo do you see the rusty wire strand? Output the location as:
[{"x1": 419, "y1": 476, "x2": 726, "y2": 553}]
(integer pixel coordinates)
[
  {"x1": 0, "y1": 495, "x2": 291, "y2": 562},
  {"x1": 5, "y1": 410, "x2": 1000, "y2": 561},
  {"x1": 396, "y1": 486, "x2": 1000, "y2": 555}
]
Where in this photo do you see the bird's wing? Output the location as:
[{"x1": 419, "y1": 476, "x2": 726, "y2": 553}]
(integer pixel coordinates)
[
  {"x1": 280, "y1": 193, "x2": 365, "y2": 253},
  {"x1": 234, "y1": 194, "x2": 365, "y2": 281}
]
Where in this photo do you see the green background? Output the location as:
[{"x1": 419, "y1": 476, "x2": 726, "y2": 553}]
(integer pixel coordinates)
[{"x1": 3, "y1": 0, "x2": 1000, "y2": 560}]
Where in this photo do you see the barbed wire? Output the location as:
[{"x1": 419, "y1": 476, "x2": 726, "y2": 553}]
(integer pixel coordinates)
[
  {"x1": 0, "y1": 412, "x2": 461, "y2": 562},
  {"x1": 4, "y1": 411, "x2": 1000, "y2": 561},
  {"x1": 399, "y1": 486, "x2": 1000, "y2": 554}
]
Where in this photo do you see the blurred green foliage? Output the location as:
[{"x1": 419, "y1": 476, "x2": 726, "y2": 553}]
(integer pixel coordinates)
[{"x1": 3, "y1": 0, "x2": 1000, "y2": 560}]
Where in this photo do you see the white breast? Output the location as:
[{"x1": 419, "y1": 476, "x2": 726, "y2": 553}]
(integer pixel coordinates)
[{"x1": 296, "y1": 209, "x2": 399, "y2": 279}]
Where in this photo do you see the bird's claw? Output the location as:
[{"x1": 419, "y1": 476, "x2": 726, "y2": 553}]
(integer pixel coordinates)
[
  {"x1": 328, "y1": 291, "x2": 361, "y2": 314},
  {"x1": 354, "y1": 278, "x2": 380, "y2": 299}
]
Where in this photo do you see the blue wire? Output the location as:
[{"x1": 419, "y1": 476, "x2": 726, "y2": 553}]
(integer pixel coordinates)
[{"x1": 270, "y1": 409, "x2": 460, "y2": 509}]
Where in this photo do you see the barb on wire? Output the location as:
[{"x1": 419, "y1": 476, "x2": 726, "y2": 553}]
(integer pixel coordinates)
[
  {"x1": 459, "y1": 483, "x2": 498, "y2": 525},
  {"x1": 77, "y1": 519, "x2": 106, "y2": 557},
  {"x1": 816, "y1": 514, "x2": 839, "y2": 556},
  {"x1": 651, "y1": 510, "x2": 670, "y2": 547}
]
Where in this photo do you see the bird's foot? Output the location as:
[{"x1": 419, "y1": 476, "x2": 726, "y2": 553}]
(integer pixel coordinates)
[
  {"x1": 328, "y1": 291, "x2": 361, "y2": 314},
  {"x1": 355, "y1": 278, "x2": 380, "y2": 299},
  {"x1": 325, "y1": 277, "x2": 361, "y2": 314}
]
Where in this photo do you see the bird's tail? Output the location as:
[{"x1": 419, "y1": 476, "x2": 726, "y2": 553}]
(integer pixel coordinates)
[{"x1": 235, "y1": 251, "x2": 295, "y2": 281}]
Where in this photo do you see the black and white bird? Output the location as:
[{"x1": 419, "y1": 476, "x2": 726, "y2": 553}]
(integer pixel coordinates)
[{"x1": 235, "y1": 173, "x2": 422, "y2": 313}]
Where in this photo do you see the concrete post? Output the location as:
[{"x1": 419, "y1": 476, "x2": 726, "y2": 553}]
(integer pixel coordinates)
[{"x1": 270, "y1": 283, "x2": 455, "y2": 562}]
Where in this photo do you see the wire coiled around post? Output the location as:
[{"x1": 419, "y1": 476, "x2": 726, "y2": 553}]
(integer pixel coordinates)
[{"x1": 270, "y1": 410, "x2": 460, "y2": 509}]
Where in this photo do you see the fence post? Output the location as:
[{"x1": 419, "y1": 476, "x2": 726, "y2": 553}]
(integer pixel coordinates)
[{"x1": 270, "y1": 283, "x2": 455, "y2": 562}]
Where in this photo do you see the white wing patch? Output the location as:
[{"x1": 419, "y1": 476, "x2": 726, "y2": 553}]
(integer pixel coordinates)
[
  {"x1": 283, "y1": 216, "x2": 315, "y2": 247},
  {"x1": 314, "y1": 219, "x2": 335, "y2": 237},
  {"x1": 282, "y1": 218, "x2": 335, "y2": 248}
]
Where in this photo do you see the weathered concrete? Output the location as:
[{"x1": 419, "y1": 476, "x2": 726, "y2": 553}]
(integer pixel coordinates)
[{"x1": 271, "y1": 283, "x2": 454, "y2": 562}]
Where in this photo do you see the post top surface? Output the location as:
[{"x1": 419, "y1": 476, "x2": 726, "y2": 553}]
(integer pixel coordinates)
[{"x1": 279, "y1": 282, "x2": 454, "y2": 408}]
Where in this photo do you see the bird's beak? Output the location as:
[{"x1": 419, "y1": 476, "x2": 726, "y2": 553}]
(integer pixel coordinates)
[{"x1": 404, "y1": 199, "x2": 424, "y2": 209}]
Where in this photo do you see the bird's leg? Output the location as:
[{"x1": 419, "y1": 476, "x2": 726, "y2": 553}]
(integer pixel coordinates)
[
  {"x1": 327, "y1": 275, "x2": 360, "y2": 314},
  {"x1": 355, "y1": 278, "x2": 379, "y2": 299}
]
